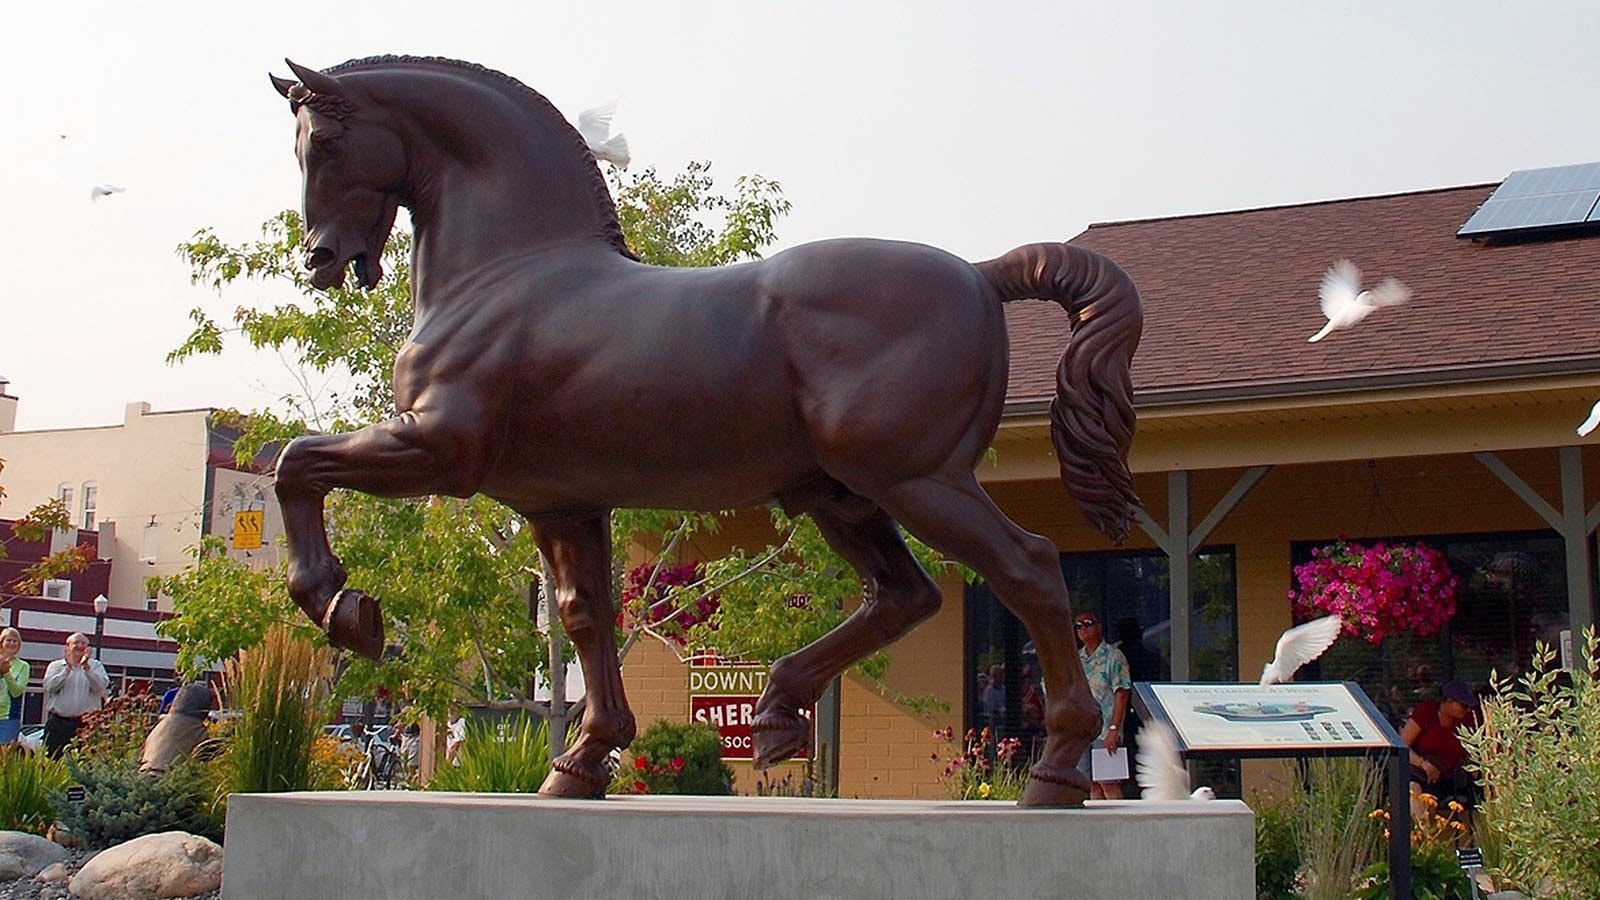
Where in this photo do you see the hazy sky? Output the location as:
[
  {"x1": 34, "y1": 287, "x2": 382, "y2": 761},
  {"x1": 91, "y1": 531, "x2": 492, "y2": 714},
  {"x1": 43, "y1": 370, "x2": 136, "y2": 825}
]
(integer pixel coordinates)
[{"x1": 4, "y1": 1, "x2": 1598, "y2": 431}]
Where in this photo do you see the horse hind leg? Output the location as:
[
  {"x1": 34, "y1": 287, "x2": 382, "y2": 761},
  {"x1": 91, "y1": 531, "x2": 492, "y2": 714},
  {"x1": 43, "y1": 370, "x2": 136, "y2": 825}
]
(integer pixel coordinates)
[
  {"x1": 529, "y1": 514, "x2": 636, "y2": 799},
  {"x1": 875, "y1": 472, "x2": 1099, "y2": 807},
  {"x1": 751, "y1": 500, "x2": 942, "y2": 769}
]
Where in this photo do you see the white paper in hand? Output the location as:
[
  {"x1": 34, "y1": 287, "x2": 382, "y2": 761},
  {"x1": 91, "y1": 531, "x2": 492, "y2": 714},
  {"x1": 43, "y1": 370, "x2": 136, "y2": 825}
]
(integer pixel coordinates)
[{"x1": 1090, "y1": 746, "x2": 1129, "y2": 781}]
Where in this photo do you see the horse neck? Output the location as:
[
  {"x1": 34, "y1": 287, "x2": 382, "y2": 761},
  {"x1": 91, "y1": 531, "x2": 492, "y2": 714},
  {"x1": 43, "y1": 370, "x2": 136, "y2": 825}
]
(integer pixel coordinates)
[{"x1": 364, "y1": 69, "x2": 619, "y2": 292}]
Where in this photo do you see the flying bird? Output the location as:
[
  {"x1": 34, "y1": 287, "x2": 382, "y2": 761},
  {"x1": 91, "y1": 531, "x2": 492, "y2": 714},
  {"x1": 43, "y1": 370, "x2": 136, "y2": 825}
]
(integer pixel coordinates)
[
  {"x1": 89, "y1": 184, "x2": 126, "y2": 201},
  {"x1": 1308, "y1": 260, "x2": 1411, "y2": 343},
  {"x1": 1258, "y1": 615, "x2": 1343, "y2": 686},
  {"x1": 1578, "y1": 399, "x2": 1600, "y2": 436},
  {"x1": 1135, "y1": 720, "x2": 1215, "y2": 801},
  {"x1": 577, "y1": 100, "x2": 630, "y2": 168}
]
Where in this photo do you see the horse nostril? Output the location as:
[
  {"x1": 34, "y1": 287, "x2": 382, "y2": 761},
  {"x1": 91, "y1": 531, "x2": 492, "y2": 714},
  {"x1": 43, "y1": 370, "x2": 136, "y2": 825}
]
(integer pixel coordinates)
[{"x1": 306, "y1": 247, "x2": 336, "y2": 270}]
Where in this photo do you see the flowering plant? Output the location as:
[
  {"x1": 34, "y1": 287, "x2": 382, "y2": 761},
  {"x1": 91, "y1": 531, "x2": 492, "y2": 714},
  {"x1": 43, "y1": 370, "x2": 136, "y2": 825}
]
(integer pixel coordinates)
[
  {"x1": 1289, "y1": 540, "x2": 1458, "y2": 644},
  {"x1": 930, "y1": 726, "x2": 1028, "y2": 801},
  {"x1": 619, "y1": 561, "x2": 718, "y2": 645}
]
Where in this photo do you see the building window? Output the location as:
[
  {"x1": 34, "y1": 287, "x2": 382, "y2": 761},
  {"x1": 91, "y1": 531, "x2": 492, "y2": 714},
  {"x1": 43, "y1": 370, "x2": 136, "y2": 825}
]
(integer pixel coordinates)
[
  {"x1": 80, "y1": 482, "x2": 98, "y2": 531},
  {"x1": 57, "y1": 483, "x2": 74, "y2": 518},
  {"x1": 965, "y1": 546, "x2": 1239, "y2": 796},
  {"x1": 42, "y1": 578, "x2": 72, "y2": 601},
  {"x1": 1293, "y1": 529, "x2": 1570, "y2": 727}
]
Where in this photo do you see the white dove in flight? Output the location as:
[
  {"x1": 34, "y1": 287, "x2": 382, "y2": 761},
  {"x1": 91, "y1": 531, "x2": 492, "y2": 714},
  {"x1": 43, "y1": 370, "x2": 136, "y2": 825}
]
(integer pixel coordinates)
[
  {"x1": 1136, "y1": 720, "x2": 1215, "y2": 801},
  {"x1": 577, "y1": 100, "x2": 630, "y2": 168},
  {"x1": 1308, "y1": 260, "x2": 1411, "y2": 343},
  {"x1": 1258, "y1": 615, "x2": 1344, "y2": 686},
  {"x1": 1577, "y1": 399, "x2": 1600, "y2": 436},
  {"x1": 89, "y1": 184, "x2": 126, "y2": 201}
]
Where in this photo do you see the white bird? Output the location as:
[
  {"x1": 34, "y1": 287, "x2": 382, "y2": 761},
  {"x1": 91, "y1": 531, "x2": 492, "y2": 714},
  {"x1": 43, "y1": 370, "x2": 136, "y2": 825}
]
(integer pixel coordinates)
[
  {"x1": 1577, "y1": 399, "x2": 1600, "y2": 437},
  {"x1": 1136, "y1": 720, "x2": 1215, "y2": 801},
  {"x1": 1258, "y1": 615, "x2": 1344, "y2": 686},
  {"x1": 1308, "y1": 260, "x2": 1411, "y2": 343},
  {"x1": 89, "y1": 184, "x2": 126, "y2": 201},
  {"x1": 577, "y1": 100, "x2": 630, "y2": 168}
]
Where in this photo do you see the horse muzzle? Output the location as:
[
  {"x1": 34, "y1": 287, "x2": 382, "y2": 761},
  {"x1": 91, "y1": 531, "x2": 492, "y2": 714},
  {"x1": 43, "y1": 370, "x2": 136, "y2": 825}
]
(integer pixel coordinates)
[{"x1": 305, "y1": 246, "x2": 382, "y2": 291}]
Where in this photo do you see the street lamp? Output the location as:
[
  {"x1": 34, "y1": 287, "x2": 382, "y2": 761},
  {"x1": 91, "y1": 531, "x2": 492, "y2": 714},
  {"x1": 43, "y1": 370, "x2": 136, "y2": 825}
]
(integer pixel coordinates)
[{"x1": 92, "y1": 594, "x2": 109, "y2": 660}]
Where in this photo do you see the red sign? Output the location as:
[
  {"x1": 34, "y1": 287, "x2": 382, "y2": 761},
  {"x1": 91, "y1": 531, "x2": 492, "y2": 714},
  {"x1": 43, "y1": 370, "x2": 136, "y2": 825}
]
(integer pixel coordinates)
[{"x1": 688, "y1": 659, "x2": 809, "y2": 761}]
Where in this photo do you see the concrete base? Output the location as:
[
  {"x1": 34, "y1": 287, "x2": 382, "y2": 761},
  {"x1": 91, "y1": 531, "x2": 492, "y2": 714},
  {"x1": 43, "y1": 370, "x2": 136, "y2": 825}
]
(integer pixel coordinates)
[{"x1": 224, "y1": 793, "x2": 1253, "y2": 899}]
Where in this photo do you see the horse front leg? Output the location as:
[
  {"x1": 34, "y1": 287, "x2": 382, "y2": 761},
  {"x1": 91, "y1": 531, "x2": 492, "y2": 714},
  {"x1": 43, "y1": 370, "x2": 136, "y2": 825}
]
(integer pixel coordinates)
[
  {"x1": 530, "y1": 514, "x2": 636, "y2": 799},
  {"x1": 275, "y1": 410, "x2": 488, "y2": 661}
]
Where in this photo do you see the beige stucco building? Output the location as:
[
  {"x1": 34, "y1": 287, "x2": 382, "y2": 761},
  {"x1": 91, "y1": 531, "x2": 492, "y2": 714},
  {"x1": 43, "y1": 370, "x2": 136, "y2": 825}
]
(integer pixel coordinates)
[{"x1": 0, "y1": 394, "x2": 283, "y2": 613}]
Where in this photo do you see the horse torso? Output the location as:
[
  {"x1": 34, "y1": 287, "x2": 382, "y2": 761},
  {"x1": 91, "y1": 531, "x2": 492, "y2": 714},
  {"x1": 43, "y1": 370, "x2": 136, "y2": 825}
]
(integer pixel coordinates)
[{"x1": 395, "y1": 238, "x2": 1009, "y2": 516}]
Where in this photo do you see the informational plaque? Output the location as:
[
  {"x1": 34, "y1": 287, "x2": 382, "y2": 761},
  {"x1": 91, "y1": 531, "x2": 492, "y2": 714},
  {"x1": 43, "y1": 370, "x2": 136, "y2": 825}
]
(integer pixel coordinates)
[{"x1": 1135, "y1": 682, "x2": 1401, "y2": 755}]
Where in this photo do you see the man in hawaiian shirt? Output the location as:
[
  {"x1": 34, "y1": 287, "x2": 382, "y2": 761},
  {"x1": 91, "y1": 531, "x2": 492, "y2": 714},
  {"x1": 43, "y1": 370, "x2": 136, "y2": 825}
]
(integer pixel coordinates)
[{"x1": 1075, "y1": 612, "x2": 1132, "y2": 799}]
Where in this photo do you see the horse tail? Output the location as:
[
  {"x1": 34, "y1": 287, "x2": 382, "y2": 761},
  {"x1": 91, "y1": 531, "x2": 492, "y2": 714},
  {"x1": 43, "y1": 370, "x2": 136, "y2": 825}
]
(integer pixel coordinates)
[{"x1": 975, "y1": 243, "x2": 1143, "y2": 544}]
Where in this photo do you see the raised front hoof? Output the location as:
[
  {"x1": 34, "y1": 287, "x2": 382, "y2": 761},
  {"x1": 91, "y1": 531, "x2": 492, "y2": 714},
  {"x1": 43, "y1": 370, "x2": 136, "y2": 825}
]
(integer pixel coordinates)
[
  {"x1": 1018, "y1": 761, "x2": 1091, "y2": 808},
  {"x1": 538, "y1": 757, "x2": 609, "y2": 799},
  {"x1": 750, "y1": 710, "x2": 812, "y2": 770},
  {"x1": 323, "y1": 589, "x2": 384, "y2": 662}
]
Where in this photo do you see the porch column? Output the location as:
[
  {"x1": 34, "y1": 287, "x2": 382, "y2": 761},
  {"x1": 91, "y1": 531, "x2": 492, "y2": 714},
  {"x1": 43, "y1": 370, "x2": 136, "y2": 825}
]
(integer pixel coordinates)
[
  {"x1": 1136, "y1": 466, "x2": 1271, "y2": 681},
  {"x1": 1475, "y1": 448, "x2": 1598, "y2": 661}
]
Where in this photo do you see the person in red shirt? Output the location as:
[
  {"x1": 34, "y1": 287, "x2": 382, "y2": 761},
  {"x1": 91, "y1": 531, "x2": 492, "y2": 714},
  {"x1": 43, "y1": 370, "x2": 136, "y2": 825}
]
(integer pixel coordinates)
[{"x1": 1401, "y1": 679, "x2": 1479, "y2": 806}]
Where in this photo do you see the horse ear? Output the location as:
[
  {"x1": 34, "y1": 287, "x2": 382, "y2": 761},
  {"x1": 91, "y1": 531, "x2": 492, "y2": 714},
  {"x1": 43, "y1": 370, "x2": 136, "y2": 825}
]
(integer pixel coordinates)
[
  {"x1": 285, "y1": 59, "x2": 342, "y2": 98},
  {"x1": 269, "y1": 73, "x2": 297, "y2": 101}
]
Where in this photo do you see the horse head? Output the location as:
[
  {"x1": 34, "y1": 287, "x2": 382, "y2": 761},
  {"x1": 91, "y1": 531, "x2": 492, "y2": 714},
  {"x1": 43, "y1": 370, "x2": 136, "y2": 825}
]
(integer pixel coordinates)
[{"x1": 271, "y1": 60, "x2": 404, "y2": 290}]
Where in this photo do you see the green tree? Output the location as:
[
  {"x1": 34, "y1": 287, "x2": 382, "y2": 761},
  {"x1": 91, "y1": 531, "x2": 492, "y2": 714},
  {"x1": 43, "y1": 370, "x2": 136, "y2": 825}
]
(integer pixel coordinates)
[{"x1": 161, "y1": 162, "x2": 951, "y2": 726}]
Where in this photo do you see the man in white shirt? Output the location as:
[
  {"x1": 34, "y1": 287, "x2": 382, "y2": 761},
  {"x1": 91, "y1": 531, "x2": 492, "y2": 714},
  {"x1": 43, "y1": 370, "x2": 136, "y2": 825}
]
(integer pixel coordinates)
[{"x1": 42, "y1": 632, "x2": 110, "y2": 758}]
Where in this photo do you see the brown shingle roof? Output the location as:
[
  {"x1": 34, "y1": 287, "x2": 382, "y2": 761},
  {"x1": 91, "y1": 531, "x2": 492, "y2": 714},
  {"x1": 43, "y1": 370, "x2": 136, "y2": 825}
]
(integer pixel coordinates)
[{"x1": 1004, "y1": 183, "x2": 1600, "y2": 403}]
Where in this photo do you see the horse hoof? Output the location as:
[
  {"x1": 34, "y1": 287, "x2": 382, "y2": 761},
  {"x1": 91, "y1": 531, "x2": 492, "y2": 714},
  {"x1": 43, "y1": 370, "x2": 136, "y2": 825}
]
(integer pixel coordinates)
[
  {"x1": 323, "y1": 589, "x2": 384, "y2": 662},
  {"x1": 1018, "y1": 761, "x2": 1091, "y2": 808},
  {"x1": 538, "y1": 757, "x2": 608, "y2": 799},
  {"x1": 750, "y1": 710, "x2": 812, "y2": 769}
]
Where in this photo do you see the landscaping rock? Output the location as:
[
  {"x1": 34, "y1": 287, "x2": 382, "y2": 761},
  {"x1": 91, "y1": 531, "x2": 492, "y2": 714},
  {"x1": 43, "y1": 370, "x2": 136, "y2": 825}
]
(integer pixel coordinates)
[
  {"x1": 68, "y1": 831, "x2": 223, "y2": 900},
  {"x1": 35, "y1": 860, "x2": 72, "y2": 883},
  {"x1": 0, "y1": 831, "x2": 68, "y2": 880}
]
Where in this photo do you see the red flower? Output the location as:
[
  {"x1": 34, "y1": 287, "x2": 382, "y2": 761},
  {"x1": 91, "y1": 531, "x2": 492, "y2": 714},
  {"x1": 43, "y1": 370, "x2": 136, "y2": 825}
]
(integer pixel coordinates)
[
  {"x1": 633, "y1": 780, "x2": 648, "y2": 793},
  {"x1": 634, "y1": 755, "x2": 650, "y2": 769},
  {"x1": 669, "y1": 756, "x2": 686, "y2": 772}
]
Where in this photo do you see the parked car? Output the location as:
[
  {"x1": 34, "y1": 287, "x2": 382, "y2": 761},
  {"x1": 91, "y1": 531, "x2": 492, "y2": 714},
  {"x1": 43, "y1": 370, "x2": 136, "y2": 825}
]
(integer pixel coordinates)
[
  {"x1": 324, "y1": 723, "x2": 356, "y2": 744},
  {"x1": 18, "y1": 725, "x2": 44, "y2": 754}
]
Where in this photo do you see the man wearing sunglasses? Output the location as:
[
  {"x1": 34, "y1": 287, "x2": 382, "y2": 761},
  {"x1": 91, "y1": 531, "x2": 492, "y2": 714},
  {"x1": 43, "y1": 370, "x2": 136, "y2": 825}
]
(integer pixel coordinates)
[{"x1": 1075, "y1": 614, "x2": 1132, "y2": 799}]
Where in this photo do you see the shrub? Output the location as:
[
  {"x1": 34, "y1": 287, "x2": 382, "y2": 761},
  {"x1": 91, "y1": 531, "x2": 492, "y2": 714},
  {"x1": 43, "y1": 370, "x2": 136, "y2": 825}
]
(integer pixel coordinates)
[
  {"x1": 55, "y1": 756, "x2": 224, "y2": 848},
  {"x1": 73, "y1": 690, "x2": 162, "y2": 762},
  {"x1": 613, "y1": 720, "x2": 733, "y2": 795},
  {"x1": 0, "y1": 750, "x2": 71, "y2": 834},
  {"x1": 1252, "y1": 795, "x2": 1301, "y2": 899},
  {"x1": 221, "y1": 625, "x2": 335, "y2": 794},
  {"x1": 1460, "y1": 628, "x2": 1600, "y2": 900},
  {"x1": 1354, "y1": 794, "x2": 1472, "y2": 900},
  {"x1": 426, "y1": 714, "x2": 553, "y2": 793}
]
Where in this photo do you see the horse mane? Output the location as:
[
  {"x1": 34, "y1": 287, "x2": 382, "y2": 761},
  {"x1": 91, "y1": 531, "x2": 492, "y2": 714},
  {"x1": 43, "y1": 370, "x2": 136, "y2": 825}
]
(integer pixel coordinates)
[{"x1": 326, "y1": 55, "x2": 636, "y2": 260}]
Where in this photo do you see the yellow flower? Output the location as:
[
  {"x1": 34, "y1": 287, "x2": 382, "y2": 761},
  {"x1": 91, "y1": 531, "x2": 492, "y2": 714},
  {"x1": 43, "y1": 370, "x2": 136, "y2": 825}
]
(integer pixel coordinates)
[
  {"x1": 1369, "y1": 808, "x2": 1386, "y2": 820},
  {"x1": 978, "y1": 782, "x2": 992, "y2": 799},
  {"x1": 1447, "y1": 800, "x2": 1464, "y2": 813}
]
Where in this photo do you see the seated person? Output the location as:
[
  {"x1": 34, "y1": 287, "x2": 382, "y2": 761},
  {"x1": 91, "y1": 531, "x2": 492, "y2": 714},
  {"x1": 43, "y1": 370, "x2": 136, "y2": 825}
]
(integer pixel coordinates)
[
  {"x1": 1401, "y1": 679, "x2": 1480, "y2": 806},
  {"x1": 139, "y1": 682, "x2": 217, "y2": 774}
]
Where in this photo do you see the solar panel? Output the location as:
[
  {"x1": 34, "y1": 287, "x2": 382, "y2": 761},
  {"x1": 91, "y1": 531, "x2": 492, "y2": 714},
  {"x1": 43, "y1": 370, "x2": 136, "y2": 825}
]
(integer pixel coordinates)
[{"x1": 1457, "y1": 162, "x2": 1600, "y2": 238}]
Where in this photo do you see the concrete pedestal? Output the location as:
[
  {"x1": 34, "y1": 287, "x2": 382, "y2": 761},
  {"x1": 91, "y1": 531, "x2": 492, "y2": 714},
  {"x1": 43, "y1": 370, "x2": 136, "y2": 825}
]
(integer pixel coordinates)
[{"x1": 223, "y1": 792, "x2": 1253, "y2": 899}]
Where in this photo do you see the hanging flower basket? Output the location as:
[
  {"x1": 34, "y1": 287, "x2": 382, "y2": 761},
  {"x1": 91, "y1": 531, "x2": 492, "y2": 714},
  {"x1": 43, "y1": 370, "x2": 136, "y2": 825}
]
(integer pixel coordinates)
[
  {"x1": 619, "y1": 561, "x2": 718, "y2": 645},
  {"x1": 1289, "y1": 540, "x2": 1459, "y2": 645}
]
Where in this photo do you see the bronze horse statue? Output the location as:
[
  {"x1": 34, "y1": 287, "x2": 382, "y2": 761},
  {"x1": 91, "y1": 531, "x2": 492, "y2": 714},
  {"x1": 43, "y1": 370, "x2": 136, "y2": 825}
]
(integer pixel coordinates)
[{"x1": 268, "y1": 56, "x2": 1142, "y2": 807}]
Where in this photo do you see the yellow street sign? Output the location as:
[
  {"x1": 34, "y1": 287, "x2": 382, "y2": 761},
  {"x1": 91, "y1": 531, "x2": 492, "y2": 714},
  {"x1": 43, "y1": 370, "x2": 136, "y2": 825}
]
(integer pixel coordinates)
[{"x1": 233, "y1": 509, "x2": 264, "y2": 550}]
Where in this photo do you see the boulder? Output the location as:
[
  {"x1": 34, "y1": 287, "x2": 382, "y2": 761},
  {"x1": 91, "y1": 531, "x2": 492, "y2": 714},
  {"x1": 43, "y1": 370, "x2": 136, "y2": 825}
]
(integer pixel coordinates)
[
  {"x1": 68, "y1": 831, "x2": 223, "y2": 900},
  {"x1": 36, "y1": 860, "x2": 72, "y2": 883},
  {"x1": 0, "y1": 830, "x2": 68, "y2": 879}
]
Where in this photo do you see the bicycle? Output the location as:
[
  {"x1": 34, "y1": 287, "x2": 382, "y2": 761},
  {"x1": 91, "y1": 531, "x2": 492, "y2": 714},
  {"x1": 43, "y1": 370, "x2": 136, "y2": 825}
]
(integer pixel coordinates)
[{"x1": 354, "y1": 723, "x2": 410, "y2": 789}]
